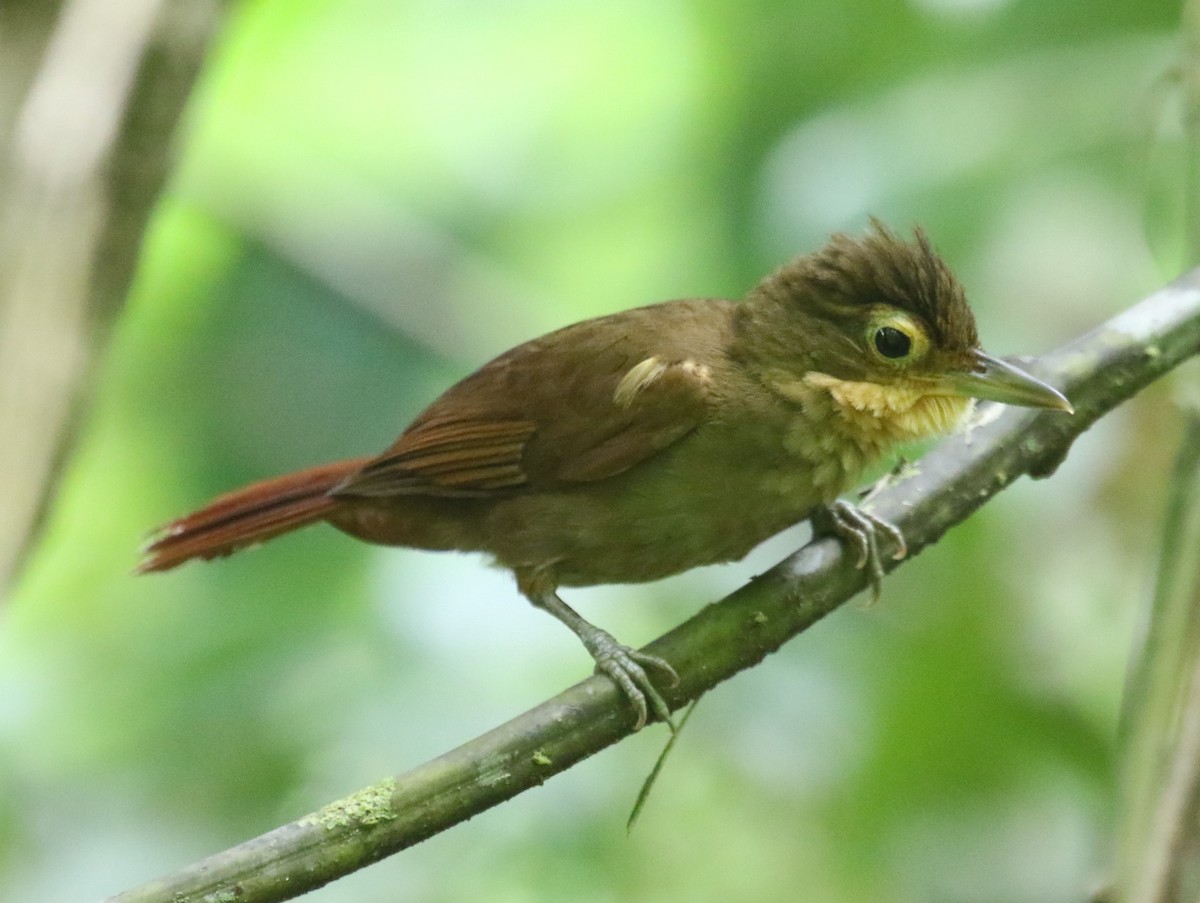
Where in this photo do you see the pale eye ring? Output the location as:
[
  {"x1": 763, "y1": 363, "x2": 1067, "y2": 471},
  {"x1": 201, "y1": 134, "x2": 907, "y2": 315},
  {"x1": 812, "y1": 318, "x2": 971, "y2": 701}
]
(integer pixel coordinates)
[{"x1": 874, "y1": 326, "x2": 912, "y2": 359}]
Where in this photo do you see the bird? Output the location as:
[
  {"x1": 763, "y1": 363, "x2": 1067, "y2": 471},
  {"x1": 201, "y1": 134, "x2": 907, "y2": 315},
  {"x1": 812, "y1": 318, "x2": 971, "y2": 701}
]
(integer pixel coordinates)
[{"x1": 139, "y1": 221, "x2": 1072, "y2": 730}]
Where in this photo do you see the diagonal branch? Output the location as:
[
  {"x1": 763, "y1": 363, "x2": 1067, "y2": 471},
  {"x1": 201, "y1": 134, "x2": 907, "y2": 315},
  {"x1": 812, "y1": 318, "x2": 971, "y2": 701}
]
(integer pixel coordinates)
[{"x1": 107, "y1": 268, "x2": 1200, "y2": 903}]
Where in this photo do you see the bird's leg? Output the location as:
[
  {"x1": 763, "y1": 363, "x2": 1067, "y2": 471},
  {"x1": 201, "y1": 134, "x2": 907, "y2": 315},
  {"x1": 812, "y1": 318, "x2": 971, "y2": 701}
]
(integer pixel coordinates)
[
  {"x1": 518, "y1": 573, "x2": 678, "y2": 731},
  {"x1": 813, "y1": 499, "x2": 907, "y2": 602}
]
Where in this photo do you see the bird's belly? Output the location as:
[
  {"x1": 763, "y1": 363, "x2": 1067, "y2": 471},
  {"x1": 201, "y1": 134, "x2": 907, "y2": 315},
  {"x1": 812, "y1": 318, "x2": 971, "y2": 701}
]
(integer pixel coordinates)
[
  {"x1": 484, "y1": 442, "x2": 834, "y2": 588},
  {"x1": 332, "y1": 411, "x2": 887, "y2": 589}
]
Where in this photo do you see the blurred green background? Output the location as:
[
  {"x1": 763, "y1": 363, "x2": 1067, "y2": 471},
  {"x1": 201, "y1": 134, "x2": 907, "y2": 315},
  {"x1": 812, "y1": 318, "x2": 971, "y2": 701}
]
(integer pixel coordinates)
[{"x1": 0, "y1": 0, "x2": 1192, "y2": 900}]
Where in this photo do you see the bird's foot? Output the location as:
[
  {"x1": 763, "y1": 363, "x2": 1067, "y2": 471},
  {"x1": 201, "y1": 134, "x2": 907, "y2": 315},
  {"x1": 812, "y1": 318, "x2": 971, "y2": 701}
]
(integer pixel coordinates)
[
  {"x1": 815, "y1": 499, "x2": 907, "y2": 602},
  {"x1": 580, "y1": 627, "x2": 679, "y2": 732},
  {"x1": 520, "y1": 580, "x2": 679, "y2": 732}
]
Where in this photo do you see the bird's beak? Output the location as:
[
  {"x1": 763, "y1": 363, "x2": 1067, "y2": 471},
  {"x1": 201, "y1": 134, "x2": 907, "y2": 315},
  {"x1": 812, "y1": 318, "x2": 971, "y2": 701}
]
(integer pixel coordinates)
[{"x1": 941, "y1": 349, "x2": 1073, "y2": 412}]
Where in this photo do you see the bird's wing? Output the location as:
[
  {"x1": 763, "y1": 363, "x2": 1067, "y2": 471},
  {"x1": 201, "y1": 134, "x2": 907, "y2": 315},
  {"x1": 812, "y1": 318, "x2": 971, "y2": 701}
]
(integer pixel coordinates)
[{"x1": 334, "y1": 301, "x2": 727, "y2": 499}]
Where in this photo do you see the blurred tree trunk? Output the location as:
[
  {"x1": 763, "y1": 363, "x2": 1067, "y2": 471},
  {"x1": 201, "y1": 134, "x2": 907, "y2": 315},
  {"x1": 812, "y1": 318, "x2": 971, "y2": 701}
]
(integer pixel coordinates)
[{"x1": 0, "y1": 0, "x2": 229, "y2": 599}]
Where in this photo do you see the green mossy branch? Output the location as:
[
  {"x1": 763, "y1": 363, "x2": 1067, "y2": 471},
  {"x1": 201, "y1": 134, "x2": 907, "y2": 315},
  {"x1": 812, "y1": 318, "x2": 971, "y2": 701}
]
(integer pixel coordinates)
[{"x1": 107, "y1": 268, "x2": 1200, "y2": 903}]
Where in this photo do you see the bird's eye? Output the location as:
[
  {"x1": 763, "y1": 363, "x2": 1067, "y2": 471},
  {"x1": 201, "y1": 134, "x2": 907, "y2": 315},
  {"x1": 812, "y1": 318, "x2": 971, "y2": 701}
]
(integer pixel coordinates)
[
  {"x1": 874, "y1": 326, "x2": 912, "y2": 359},
  {"x1": 865, "y1": 310, "x2": 929, "y2": 367}
]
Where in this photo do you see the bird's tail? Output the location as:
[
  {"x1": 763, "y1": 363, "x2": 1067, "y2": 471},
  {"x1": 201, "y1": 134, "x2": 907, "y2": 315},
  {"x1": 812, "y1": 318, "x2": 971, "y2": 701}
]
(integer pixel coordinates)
[{"x1": 138, "y1": 458, "x2": 370, "y2": 573}]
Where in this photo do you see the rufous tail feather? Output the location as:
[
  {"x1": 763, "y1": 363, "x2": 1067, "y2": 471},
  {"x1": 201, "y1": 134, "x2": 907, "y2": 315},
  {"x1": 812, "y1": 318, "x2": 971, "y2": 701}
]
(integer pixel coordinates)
[{"x1": 138, "y1": 458, "x2": 369, "y2": 573}]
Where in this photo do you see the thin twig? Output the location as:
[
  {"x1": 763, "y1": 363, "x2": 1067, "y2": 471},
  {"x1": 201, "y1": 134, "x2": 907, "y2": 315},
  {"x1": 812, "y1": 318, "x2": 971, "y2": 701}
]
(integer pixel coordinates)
[{"x1": 1118, "y1": 408, "x2": 1200, "y2": 903}]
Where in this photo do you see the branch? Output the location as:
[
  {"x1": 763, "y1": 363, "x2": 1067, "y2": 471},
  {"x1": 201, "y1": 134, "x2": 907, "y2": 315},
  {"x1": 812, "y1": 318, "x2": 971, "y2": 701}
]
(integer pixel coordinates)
[{"x1": 107, "y1": 268, "x2": 1200, "y2": 903}]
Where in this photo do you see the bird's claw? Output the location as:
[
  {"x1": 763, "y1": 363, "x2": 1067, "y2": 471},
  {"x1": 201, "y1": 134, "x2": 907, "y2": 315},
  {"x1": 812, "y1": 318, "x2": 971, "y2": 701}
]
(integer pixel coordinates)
[
  {"x1": 817, "y1": 499, "x2": 907, "y2": 602},
  {"x1": 583, "y1": 630, "x2": 678, "y2": 732},
  {"x1": 521, "y1": 585, "x2": 678, "y2": 732}
]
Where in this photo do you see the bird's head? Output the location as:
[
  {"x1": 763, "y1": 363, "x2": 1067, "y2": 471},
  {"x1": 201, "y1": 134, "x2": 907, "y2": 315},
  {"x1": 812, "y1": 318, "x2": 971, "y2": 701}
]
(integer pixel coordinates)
[{"x1": 734, "y1": 221, "x2": 1071, "y2": 442}]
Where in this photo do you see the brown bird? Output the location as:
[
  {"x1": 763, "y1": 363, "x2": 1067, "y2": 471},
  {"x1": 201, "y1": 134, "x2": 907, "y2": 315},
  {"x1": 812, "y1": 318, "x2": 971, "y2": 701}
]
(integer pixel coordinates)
[{"x1": 139, "y1": 222, "x2": 1071, "y2": 729}]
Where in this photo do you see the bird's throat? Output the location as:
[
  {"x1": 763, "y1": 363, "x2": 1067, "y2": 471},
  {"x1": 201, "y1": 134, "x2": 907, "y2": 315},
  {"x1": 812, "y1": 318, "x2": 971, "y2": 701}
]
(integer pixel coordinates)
[
  {"x1": 799, "y1": 371, "x2": 974, "y2": 442},
  {"x1": 748, "y1": 368, "x2": 975, "y2": 505},
  {"x1": 761, "y1": 368, "x2": 974, "y2": 445}
]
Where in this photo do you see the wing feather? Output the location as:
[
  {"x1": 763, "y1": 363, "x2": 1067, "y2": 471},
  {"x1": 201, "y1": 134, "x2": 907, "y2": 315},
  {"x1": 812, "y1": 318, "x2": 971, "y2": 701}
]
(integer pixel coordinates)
[{"x1": 334, "y1": 299, "x2": 729, "y2": 499}]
